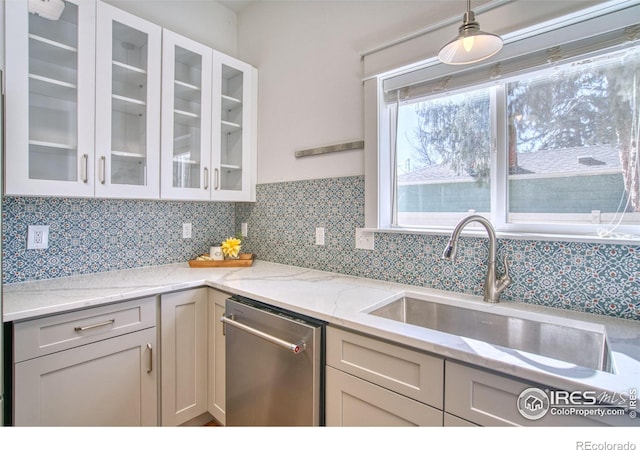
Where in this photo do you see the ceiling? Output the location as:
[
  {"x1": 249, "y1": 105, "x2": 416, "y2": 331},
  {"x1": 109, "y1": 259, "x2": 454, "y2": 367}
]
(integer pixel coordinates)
[{"x1": 218, "y1": 0, "x2": 258, "y2": 14}]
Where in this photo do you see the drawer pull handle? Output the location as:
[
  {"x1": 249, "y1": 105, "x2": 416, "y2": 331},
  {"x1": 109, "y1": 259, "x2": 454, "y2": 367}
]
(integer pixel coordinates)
[
  {"x1": 73, "y1": 319, "x2": 115, "y2": 332},
  {"x1": 147, "y1": 343, "x2": 153, "y2": 373}
]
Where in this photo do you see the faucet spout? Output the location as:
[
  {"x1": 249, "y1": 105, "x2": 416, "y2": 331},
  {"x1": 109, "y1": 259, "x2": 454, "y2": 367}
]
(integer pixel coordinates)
[
  {"x1": 442, "y1": 240, "x2": 457, "y2": 260},
  {"x1": 442, "y1": 215, "x2": 511, "y2": 303}
]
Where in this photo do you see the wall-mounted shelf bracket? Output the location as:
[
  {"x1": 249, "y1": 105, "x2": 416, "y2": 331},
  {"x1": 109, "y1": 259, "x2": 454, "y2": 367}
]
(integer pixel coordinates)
[{"x1": 295, "y1": 140, "x2": 364, "y2": 158}]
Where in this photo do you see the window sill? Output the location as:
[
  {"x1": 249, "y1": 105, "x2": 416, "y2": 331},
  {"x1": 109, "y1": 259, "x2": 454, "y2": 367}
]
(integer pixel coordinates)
[{"x1": 366, "y1": 226, "x2": 640, "y2": 246}]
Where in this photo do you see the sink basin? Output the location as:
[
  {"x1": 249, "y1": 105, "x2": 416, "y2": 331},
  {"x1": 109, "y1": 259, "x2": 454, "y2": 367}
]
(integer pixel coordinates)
[{"x1": 368, "y1": 296, "x2": 612, "y2": 372}]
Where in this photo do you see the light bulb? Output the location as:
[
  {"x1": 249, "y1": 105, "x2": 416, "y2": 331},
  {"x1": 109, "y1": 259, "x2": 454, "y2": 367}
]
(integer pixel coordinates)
[{"x1": 462, "y1": 36, "x2": 475, "y2": 53}]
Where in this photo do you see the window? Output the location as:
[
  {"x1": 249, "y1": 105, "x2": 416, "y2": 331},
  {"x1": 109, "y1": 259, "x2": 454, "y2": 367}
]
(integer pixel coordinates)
[
  {"x1": 395, "y1": 86, "x2": 492, "y2": 227},
  {"x1": 378, "y1": 12, "x2": 640, "y2": 240}
]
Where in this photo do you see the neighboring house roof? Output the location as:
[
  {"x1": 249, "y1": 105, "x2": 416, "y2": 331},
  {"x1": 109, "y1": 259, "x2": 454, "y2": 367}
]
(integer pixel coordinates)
[{"x1": 399, "y1": 146, "x2": 622, "y2": 184}]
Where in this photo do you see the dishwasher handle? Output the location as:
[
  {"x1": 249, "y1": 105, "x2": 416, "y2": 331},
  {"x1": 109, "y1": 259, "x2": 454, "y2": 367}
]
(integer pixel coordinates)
[{"x1": 221, "y1": 314, "x2": 306, "y2": 354}]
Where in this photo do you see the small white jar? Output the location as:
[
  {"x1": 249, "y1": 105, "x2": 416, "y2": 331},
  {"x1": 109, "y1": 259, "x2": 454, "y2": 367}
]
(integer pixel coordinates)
[{"x1": 210, "y1": 245, "x2": 224, "y2": 261}]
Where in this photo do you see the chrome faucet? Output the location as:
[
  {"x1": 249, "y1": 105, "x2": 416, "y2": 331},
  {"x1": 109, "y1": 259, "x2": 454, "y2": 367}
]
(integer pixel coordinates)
[{"x1": 442, "y1": 215, "x2": 512, "y2": 303}]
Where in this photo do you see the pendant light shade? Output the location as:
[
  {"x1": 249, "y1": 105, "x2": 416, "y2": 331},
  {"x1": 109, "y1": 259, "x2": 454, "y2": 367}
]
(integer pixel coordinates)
[{"x1": 438, "y1": 1, "x2": 503, "y2": 65}]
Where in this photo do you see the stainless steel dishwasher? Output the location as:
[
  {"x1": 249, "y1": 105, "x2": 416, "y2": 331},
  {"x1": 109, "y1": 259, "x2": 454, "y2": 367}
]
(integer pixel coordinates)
[{"x1": 222, "y1": 296, "x2": 325, "y2": 426}]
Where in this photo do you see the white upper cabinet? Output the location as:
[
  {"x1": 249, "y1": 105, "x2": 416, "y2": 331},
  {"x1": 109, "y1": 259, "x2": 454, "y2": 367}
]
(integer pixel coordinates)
[
  {"x1": 160, "y1": 30, "x2": 213, "y2": 201},
  {"x1": 5, "y1": 0, "x2": 96, "y2": 197},
  {"x1": 161, "y1": 45, "x2": 258, "y2": 202},
  {"x1": 5, "y1": 0, "x2": 256, "y2": 201},
  {"x1": 95, "y1": 2, "x2": 162, "y2": 199},
  {"x1": 211, "y1": 52, "x2": 257, "y2": 202}
]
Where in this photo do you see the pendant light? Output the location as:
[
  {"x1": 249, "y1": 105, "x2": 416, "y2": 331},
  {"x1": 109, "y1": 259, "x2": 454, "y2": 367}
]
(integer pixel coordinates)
[{"x1": 438, "y1": 0, "x2": 503, "y2": 65}]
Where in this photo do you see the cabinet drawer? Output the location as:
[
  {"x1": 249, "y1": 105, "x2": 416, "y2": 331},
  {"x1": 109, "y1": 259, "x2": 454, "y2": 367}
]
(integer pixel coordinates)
[
  {"x1": 445, "y1": 361, "x2": 633, "y2": 426},
  {"x1": 326, "y1": 366, "x2": 442, "y2": 426},
  {"x1": 326, "y1": 326, "x2": 444, "y2": 408},
  {"x1": 14, "y1": 297, "x2": 156, "y2": 362}
]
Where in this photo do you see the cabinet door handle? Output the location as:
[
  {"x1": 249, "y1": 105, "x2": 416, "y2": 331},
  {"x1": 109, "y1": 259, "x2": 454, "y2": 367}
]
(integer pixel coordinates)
[
  {"x1": 99, "y1": 156, "x2": 106, "y2": 184},
  {"x1": 81, "y1": 154, "x2": 89, "y2": 183},
  {"x1": 214, "y1": 168, "x2": 219, "y2": 190},
  {"x1": 147, "y1": 343, "x2": 153, "y2": 373},
  {"x1": 73, "y1": 319, "x2": 115, "y2": 332},
  {"x1": 204, "y1": 167, "x2": 209, "y2": 190}
]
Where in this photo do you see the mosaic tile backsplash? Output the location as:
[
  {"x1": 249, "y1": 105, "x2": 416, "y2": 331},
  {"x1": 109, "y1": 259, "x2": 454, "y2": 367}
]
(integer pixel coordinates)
[
  {"x1": 236, "y1": 176, "x2": 639, "y2": 321},
  {"x1": 2, "y1": 197, "x2": 235, "y2": 283},
  {"x1": 3, "y1": 176, "x2": 638, "y2": 321}
]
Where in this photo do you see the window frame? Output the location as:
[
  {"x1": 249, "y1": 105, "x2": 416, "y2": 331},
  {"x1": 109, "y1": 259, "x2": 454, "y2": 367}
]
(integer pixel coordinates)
[{"x1": 368, "y1": 3, "x2": 640, "y2": 244}]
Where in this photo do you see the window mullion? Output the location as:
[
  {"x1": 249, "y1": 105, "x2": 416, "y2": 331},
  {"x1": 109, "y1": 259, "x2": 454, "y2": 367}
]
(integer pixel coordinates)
[{"x1": 492, "y1": 85, "x2": 508, "y2": 231}]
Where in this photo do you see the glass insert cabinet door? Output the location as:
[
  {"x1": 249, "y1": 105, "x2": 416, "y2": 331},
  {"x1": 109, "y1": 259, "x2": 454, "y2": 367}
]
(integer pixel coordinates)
[
  {"x1": 160, "y1": 30, "x2": 212, "y2": 201},
  {"x1": 5, "y1": 0, "x2": 96, "y2": 197},
  {"x1": 211, "y1": 52, "x2": 257, "y2": 202},
  {"x1": 95, "y1": 2, "x2": 161, "y2": 199}
]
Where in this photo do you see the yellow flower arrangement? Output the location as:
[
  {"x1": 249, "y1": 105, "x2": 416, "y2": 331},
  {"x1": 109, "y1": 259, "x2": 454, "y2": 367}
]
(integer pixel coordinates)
[{"x1": 221, "y1": 237, "x2": 242, "y2": 259}]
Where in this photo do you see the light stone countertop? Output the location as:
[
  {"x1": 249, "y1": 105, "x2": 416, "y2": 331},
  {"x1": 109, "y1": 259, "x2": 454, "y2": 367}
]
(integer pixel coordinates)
[{"x1": 3, "y1": 260, "x2": 640, "y2": 403}]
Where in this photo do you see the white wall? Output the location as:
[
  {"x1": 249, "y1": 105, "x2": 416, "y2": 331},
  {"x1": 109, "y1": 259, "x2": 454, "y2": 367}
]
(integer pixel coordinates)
[
  {"x1": 236, "y1": 1, "x2": 459, "y2": 184},
  {"x1": 235, "y1": 0, "x2": 605, "y2": 185},
  {"x1": 105, "y1": 0, "x2": 238, "y2": 55}
]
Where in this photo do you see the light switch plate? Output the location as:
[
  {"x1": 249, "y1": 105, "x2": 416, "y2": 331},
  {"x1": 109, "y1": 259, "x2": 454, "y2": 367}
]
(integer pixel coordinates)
[
  {"x1": 355, "y1": 228, "x2": 374, "y2": 250},
  {"x1": 315, "y1": 227, "x2": 325, "y2": 246},
  {"x1": 183, "y1": 223, "x2": 192, "y2": 239},
  {"x1": 27, "y1": 225, "x2": 49, "y2": 249}
]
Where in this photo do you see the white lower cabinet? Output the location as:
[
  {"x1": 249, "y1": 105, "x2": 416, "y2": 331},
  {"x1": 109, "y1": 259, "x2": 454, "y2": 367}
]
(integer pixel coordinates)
[
  {"x1": 326, "y1": 366, "x2": 442, "y2": 426},
  {"x1": 325, "y1": 326, "x2": 444, "y2": 426},
  {"x1": 207, "y1": 289, "x2": 227, "y2": 425},
  {"x1": 444, "y1": 361, "x2": 634, "y2": 426},
  {"x1": 13, "y1": 298, "x2": 157, "y2": 426},
  {"x1": 160, "y1": 288, "x2": 208, "y2": 426}
]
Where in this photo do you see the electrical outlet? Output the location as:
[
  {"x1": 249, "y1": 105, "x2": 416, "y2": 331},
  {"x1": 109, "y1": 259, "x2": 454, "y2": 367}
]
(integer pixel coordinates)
[
  {"x1": 27, "y1": 225, "x2": 49, "y2": 249},
  {"x1": 355, "y1": 228, "x2": 375, "y2": 250},
  {"x1": 241, "y1": 222, "x2": 248, "y2": 237},
  {"x1": 183, "y1": 223, "x2": 192, "y2": 239},
  {"x1": 315, "y1": 227, "x2": 325, "y2": 246}
]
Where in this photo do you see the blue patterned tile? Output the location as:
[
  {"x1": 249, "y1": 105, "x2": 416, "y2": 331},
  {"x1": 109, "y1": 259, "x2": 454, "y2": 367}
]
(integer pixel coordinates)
[
  {"x1": 236, "y1": 176, "x2": 639, "y2": 321},
  {"x1": 3, "y1": 197, "x2": 235, "y2": 283},
  {"x1": 4, "y1": 176, "x2": 638, "y2": 322}
]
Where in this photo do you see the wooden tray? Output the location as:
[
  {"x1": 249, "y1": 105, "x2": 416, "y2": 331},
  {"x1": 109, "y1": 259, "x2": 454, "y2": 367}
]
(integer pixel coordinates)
[{"x1": 188, "y1": 253, "x2": 255, "y2": 268}]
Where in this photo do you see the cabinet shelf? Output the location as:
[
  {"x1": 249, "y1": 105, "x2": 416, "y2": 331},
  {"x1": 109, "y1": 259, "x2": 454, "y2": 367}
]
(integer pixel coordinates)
[
  {"x1": 112, "y1": 60, "x2": 147, "y2": 75},
  {"x1": 174, "y1": 80, "x2": 201, "y2": 102},
  {"x1": 112, "y1": 94, "x2": 146, "y2": 116},
  {"x1": 221, "y1": 120, "x2": 241, "y2": 134},
  {"x1": 29, "y1": 74, "x2": 77, "y2": 101},
  {"x1": 112, "y1": 94, "x2": 146, "y2": 106},
  {"x1": 220, "y1": 163, "x2": 241, "y2": 171},
  {"x1": 221, "y1": 94, "x2": 242, "y2": 110},
  {"x1": 175, "y1": 80, "x2": 200, "y2": 91},
  {"x1": 173, "y1": 157, "x2": 200, "y2": 165},
  {"x1": 29, "y1": 33, "x2": 77, "y2": 53},
  {"x1": 29, "y1": 140, "x2": 77, "y2": 151},
  {"x1": 174, "y1": 109, "x2": 200, "y2": 126},
  {"x1": 112, "y1": 150, "x2": 146, "y2": 159},
  {"x1": 29, "y1": 33, "x2": 77, "y2": 69}
]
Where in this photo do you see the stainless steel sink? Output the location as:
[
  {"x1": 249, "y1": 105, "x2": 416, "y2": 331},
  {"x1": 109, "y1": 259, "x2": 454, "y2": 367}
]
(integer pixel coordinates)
[{"x1": 369, "y1": 296, "x2": 612, "y2": 372}]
